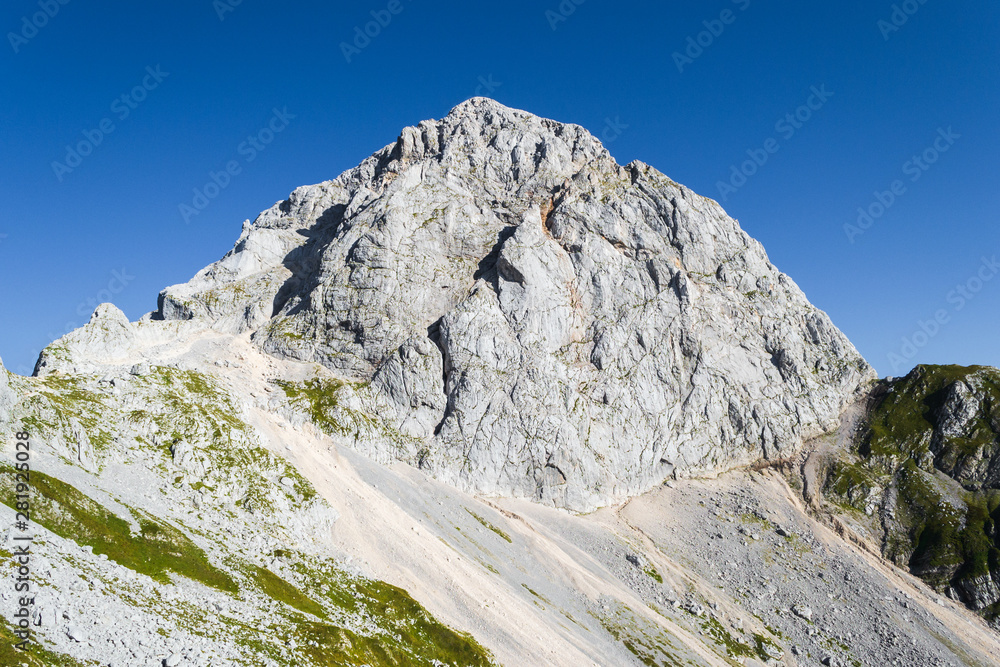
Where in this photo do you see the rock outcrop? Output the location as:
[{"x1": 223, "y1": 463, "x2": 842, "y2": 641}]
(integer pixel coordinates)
[
  {"x1": 145, "y1": 98, "x2": 874, "y2": 509},
  {"x1": 822, "y1": 364, "x2": 1000, "y2": 624},
  {"x1": 34, "y1": 303, "x2": 138, "y2": 376}
]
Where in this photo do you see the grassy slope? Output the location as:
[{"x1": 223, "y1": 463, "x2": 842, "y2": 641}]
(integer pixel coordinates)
[{"x1": 1, "y1": 368, "x2": 496, "y2": 666}]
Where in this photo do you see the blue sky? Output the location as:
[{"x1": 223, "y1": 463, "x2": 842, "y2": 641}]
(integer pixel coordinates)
[{"x1": 1, "y1": 0, "x2": 997, "y2": 377}]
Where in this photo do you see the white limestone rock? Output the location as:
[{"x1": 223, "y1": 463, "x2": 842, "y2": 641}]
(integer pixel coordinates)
[
  {"x1": 938, "y1": 380, "x2": 980, "y2": 439},
  {"x1": 30, "y1": 99, "x2": 874, "y2": 511},
  {"x1": 370, "y1": 335, "x2": 447, "y2": 440},
  {"x1": 142, "y1": 98, "x2": 874, "y2": 510}
]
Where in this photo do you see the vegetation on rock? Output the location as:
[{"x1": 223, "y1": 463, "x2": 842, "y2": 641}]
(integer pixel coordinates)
[{"x1": 823, "y1": 365, "x2": 1000, "y2": 623}]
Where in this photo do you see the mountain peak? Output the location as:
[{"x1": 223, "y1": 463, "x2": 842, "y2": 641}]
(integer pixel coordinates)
[
  {"x1": 441, "y1": 97, "x2": 570, "y2": 133},
  {"x1": 446, "y1": 96, "x2": 518, "y2": 116},
  {"x1": 46, "y1": 101, "x2": 873, "y2": 510}
]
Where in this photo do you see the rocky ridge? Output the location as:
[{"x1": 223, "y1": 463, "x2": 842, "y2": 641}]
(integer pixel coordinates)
[{"x1": 5, "y1": 332, "x2": 499, "y2": 666}]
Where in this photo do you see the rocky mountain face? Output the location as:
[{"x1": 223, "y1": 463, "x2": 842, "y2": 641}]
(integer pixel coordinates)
[
  {"x1": 820, "y1": 365, "x2": 1000, "y2": 625},
  {"x1": 140, "y1": 97, "x2": 871, "y2": 510},
  {"x1": 5, "y1": 99, "x2": 1000, "y2": 666}
]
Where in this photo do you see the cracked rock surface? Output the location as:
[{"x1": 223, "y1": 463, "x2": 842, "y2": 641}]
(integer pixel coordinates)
[{"x1": 144, "y1": 97, "x2": 874, "y2": 511}]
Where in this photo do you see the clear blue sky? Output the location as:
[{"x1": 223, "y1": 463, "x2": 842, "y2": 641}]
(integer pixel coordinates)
[{"x1": 1, "y1": 0, "x2": 997, "y2": 377}]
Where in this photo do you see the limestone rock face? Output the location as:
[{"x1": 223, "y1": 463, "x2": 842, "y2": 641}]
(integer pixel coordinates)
[
  {"x1": 928, "y1": 370, "x2": 1000, "y2": 488},
  {"x1": 938, "y1": 381, "x2": 981, "y2": 439},
  {"x1": 151, "y1": 98, "x2": 873, "y2": 508},
  {"x1": 957, "y1": 573, "x2": 1000, "y2": 612},
  {"x1": 146, "y1": 99, "x2": 873, "y2": 508}
]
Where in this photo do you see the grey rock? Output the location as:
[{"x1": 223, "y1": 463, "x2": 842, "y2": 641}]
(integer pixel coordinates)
[
  {"x1": 69, "y1": 418, "x2": 95, "y2": 472},
  {"x1": 684, "y1": 602, "x2": 706, "y2": 617},
  {"x1": 66, "y1": 624, "x2": 86, "y2": 642},
  {"x1": 955, "y1": 573, "x2": 1000, "y2": 611},
  {"x1": 938, "y1": 381, "x2": 980, "y2": 439},
  {"x1": 149, "y1": 98, "x2": 872, "y2": 510},
  {"x1": 759, "y1": 641, "x2": 784, "y2": 660},
  {"x1": 371, "y1": 336, "x2": 447, "y2": 440},
  {"x1": 825, "y1": 365, "x2": 1000, "y2": 623},
  {"x1": 35, "y1": 303, "x2": 137, "y2": 376}
]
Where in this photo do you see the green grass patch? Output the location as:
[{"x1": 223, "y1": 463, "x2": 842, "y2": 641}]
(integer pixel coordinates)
[
  {"x1": 249, "y1": 565, "x2": 327, "y2": 619},
  {"x1": 465, "y1": 509, "x2": 512, "y2": 543},
  {"x1": 278, "y1": 555, "x2": 496, "y2": 666},
  {"x1": 753, "y1": 633, "x2": 784, "y2": 662},
  {"x1": 25, "y1": 374, "x2": 115, "y2": 453},
  {"x1": 0, "y1": 620, "x2": 94, "y2": 666},
  {"x1": 0, "y1": 465, "x2": 236, "y2": 593},
  {"x1": 275, "y1": 378, "x2": 372, "y2": 438},
  {"x1": 595, "y1": 604, "x2": 687, "y2": 667},
  {"x1": 295, "y1": 578, "x2": 495, "y2": 666},
  {"x1": 700, "y1": 616, "x2": 756, "y2": 659}
]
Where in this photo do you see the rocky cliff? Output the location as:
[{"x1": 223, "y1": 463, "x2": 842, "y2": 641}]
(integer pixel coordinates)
[{"x1": 134, "y1": 97, "x2": 873, "y2": 510}]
